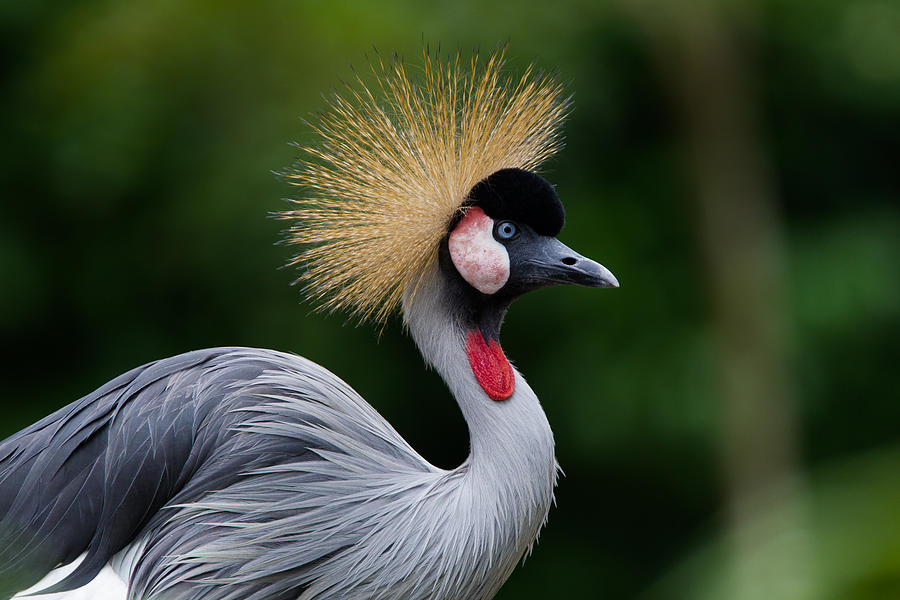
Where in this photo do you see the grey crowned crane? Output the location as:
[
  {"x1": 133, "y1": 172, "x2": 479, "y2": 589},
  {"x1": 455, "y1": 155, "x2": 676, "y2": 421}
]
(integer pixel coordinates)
[{"x1": 0, "y1": 49, "x2": 618, "y2": 600}]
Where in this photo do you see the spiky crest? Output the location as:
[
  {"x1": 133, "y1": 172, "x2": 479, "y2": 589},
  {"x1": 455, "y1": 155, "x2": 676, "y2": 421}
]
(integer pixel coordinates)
[{"x1": 281, "y1": 46, "x2": 570, "y2": 323}]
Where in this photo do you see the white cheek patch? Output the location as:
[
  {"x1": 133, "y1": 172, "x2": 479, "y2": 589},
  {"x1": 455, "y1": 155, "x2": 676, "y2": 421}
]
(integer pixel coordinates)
[{"x1": 448, "y1": 206, "x2": 510, "y2": 295}]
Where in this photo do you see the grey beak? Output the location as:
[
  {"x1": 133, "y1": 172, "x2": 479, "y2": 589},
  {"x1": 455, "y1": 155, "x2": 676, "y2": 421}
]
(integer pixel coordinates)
[{"x1": 515, "y1": 237, "x2": 619, "y2": 290}]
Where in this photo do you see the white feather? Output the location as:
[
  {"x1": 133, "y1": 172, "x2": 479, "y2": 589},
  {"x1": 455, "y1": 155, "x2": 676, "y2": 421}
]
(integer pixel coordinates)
[{"x1": 14, "y1": 555, "x2": 126, "y2": 600}]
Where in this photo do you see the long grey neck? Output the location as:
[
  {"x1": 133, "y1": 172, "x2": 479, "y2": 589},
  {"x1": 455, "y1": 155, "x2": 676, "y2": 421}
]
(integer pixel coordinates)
[{"x1": 402, "y1": 264, "x2": 558, "y2": 581}]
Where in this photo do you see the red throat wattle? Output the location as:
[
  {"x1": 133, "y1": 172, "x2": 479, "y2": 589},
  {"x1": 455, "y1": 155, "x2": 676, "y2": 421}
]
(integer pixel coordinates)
[{"x1": 465, "y1": 329, "x2": 515, "y2": 401}]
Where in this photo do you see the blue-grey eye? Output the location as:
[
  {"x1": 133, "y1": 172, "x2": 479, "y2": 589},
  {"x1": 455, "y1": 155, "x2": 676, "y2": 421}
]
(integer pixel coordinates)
[{"x1": 495, "y1": 221, "x2": 518, "y2": 241}]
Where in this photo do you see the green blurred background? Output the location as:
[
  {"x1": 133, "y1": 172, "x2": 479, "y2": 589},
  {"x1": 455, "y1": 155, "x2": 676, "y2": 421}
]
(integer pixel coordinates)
[{"x1": 1, "y1": 0, "x2": 899, "y2": 598}]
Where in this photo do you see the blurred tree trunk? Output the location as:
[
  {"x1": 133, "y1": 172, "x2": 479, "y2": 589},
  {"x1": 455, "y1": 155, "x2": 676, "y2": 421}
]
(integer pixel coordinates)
[{"x1": 627, "y1": 2, "x2": 816, "y2": 598}]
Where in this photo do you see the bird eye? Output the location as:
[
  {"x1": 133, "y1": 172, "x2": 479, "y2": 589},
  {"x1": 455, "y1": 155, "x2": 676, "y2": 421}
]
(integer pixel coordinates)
[{"x1": 494, "y1": 221, "x2": 518, "y2": 241}]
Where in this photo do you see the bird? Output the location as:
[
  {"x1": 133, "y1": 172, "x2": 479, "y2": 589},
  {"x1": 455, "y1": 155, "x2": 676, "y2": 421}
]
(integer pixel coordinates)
[{"x1": 0, "y1": 48, "x2": 618, "y2": 600}]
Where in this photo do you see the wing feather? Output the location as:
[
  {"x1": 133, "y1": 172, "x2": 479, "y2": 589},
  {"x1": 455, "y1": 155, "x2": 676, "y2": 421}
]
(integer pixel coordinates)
[{"x1": 0, "y1": 348, "x2": 429, "y2": 599}]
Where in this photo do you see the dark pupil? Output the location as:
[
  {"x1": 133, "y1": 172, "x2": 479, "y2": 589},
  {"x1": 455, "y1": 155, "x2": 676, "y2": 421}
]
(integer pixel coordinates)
[{"x1": 501, "y1": 224, "x2": 514, "y2": 236}]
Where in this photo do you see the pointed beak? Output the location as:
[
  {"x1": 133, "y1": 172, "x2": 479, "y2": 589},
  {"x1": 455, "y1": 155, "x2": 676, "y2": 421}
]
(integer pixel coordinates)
[{"x1": 514, "y1": 237, "x2": 619, "y2": 290}]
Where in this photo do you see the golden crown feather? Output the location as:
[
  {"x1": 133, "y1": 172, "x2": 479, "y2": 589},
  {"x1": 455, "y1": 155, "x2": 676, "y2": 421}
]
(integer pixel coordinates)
[{"x1": 281, "y1": 46, "x2": 570, "y2": 323}]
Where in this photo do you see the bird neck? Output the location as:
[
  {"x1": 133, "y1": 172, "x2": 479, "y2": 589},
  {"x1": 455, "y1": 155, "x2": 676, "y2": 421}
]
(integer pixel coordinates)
[{"x1": 402, "y1": 263, "x2": 557, "y2": 560}]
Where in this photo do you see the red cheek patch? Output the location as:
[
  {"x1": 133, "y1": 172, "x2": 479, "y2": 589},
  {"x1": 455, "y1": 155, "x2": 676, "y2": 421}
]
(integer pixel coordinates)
[
  {"x1": 448, "y1": 206, "x2": 510, "y2": 295},
  {"x1": 465, "y1": 329, "x2": 515, "y2": 401}
]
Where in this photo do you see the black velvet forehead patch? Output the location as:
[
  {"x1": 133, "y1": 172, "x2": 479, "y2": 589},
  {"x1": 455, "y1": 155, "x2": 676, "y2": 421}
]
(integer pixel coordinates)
[{"x1": 465, "y1": 168, "x2": 565, "y2": 237}]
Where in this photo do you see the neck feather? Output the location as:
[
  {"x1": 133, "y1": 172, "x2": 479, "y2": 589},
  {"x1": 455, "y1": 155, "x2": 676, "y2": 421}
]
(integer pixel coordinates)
[{"x1": 402, "y1": 263, "x2": 558, "y2": 588}]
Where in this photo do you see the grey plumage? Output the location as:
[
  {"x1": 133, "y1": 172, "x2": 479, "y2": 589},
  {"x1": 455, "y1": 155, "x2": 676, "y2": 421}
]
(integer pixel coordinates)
[{"x1": 0, "y1": 264, "x2": 561, "y2": 600}]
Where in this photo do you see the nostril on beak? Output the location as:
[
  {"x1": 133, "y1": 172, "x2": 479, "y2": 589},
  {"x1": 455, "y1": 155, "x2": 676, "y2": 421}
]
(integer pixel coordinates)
[{"x1": 561, "y1": 257, "x2": 577, "y2": 266}]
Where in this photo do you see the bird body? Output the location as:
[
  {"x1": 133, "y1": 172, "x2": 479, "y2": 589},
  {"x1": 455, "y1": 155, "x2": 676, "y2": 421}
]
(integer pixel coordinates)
[
  {"x1": 0, "y1": 48, "x2": 616, "y2": 599},
  {"x1": 2, "y1": 295, "x2": 553, "y2": 599}
]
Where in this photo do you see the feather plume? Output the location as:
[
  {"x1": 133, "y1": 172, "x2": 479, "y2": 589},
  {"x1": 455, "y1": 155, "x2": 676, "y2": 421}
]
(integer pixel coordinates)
[{"x1": 281, "y1": 46, "x2": 570, "y2": 323}]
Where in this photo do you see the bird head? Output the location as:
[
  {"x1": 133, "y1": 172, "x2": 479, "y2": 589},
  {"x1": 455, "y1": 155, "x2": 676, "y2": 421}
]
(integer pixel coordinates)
[
  {"x1": 438, "y1": 166, "x2": 617, "y2": 400},
  {"x1": 281, "y1": 47, "x2": 616, "y2": 398},
  {"x1": 443, "y1": 166, "x2": 617, "y2": 309}
]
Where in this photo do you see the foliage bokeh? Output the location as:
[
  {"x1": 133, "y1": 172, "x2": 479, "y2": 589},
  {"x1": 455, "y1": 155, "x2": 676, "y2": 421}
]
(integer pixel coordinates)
[{"x1": 1, "y1": 1, "x2": 898, "y2": 598}]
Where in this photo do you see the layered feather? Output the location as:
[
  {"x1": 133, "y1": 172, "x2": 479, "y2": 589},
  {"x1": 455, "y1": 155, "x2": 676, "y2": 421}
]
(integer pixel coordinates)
[{"x1": 281, "y1": 46, "x2": 570, "y2": 323}]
